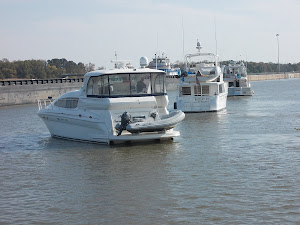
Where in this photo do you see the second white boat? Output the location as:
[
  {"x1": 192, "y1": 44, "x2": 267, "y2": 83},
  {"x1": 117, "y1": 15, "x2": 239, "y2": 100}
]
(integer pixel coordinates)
[
  {"x1": 222, "y1": 60, "x2": 254, "y2": 96},
  {"x1": 174, "y1": 41, "x2": 228, "y2": 112}
]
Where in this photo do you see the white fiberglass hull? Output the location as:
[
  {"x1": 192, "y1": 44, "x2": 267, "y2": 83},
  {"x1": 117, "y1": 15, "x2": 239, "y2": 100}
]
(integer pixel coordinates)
[
  {"x1": 38, "y1": 112, "x2": 109, "y2": 143},
  {"x1": 177, "y1": 93, "x2": 227, "y2": 112},
  {"x1": 38, "y1": 110, "x2": 180, "y2": 144},
  {"x1": 228, "y1": 87, "x2": 254, "y2": 96}
]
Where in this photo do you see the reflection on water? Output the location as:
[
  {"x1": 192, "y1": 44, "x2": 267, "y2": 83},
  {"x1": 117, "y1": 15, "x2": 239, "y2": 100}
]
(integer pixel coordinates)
[{"x1": 0, "y1": 79, "x2": 299, "y2": 224}]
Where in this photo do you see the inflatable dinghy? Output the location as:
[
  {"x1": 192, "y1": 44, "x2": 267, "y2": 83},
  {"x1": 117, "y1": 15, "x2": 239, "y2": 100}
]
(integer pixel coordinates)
[{"x1": 126, "y1": 110, "x2": 185, "y2": 133}]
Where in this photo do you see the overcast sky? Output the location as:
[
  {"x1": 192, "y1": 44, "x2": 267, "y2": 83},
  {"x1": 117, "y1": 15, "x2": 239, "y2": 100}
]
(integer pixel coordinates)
[{"x1": 1, "y1": 0, "x2": 300, "y2": 69}]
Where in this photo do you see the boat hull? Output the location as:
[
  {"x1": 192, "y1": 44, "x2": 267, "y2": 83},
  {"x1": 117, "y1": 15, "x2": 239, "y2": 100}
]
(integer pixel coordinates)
[
  {"x1": 38, "y1": 110, "x2": 180, "y2": 144},
  {"x1": 176, "y1": 93, "x2": 227, "y2": 112},
  {"x1": 228, "y1": 87, "x2": 254, "y2": 96}
]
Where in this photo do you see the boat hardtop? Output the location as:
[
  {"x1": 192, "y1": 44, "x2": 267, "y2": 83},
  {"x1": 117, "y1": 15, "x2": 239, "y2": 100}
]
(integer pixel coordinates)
[
  {"x1": 183, "y1": 41, "x2": 221, "y2": 83},
  {"x1": 85, "y1": 68, "x2": 165, "y2": 77}
]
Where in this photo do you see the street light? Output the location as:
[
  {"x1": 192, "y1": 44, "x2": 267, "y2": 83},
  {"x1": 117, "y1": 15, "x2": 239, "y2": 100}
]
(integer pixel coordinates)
[{"x1": 276, "y1": 34, "x2": 280, "y2": 73}]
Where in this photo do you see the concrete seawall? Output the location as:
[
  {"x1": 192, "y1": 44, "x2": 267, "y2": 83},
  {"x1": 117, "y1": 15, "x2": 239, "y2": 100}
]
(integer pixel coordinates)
[
  {"x1": 248, "y1": 73, "x2": 300, "y2": 81},
  {"x1": 0, "y1": 73, "x2": 299, "y2": 107},
  {"x1": 0, "y1": 78, "x2": 84, "y2": 107}
]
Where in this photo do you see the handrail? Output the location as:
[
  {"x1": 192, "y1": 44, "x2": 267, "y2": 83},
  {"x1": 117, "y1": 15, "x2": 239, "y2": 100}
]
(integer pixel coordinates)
[{"x1": 38, "y1": 99, "x2": 53, "y2": 110}]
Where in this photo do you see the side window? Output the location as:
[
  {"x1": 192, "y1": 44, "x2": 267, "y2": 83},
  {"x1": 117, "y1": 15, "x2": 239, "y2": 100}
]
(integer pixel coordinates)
[
  {"x1": 152, "y1": 73, "x2": 165, "y2": 94},
  {"x1": 109, "y1": 74, "x2": 130, "y2": 96},
  {"x1": 194, "y1": 86, "x2": 201, "y2": 96},
  {"x1": 54, "y1": 98, "x2": 78, "y2": 108},
  {"x1": 87, "y1": 76, "x2": 109, "y2": 96},
  {"x1": 65, "y1": 99, "x2": 78, "y2": 108},
  {"x1": 181, "y1": 87, "x2": 191, "y2": 96},
  {"x1": 54, "y1": 99, "x2": 66, "y2": 108},
  {"x1": 202, "y1": 85, "x2": 209, "y2": 95},
  {"x1": 131, "y1": 73, "x2": 151, "y2": 95},
  {"x1": 87, "y1": 78, "x2": 94, "y2": 95}
]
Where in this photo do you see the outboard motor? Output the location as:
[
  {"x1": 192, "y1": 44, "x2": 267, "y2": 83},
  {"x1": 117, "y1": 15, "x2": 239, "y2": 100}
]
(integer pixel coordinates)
[
  {"x1": 116, "y1": 112, "x2": 131, "y2": 136},
  {"x1": 149, "y1": 110, "x2": 159, "y2": 120}
]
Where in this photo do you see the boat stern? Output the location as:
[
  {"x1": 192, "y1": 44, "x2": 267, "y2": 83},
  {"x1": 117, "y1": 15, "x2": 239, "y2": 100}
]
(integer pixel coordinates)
[{"x1": 228, "y1": 87, "x2": 254, "y2": 96}]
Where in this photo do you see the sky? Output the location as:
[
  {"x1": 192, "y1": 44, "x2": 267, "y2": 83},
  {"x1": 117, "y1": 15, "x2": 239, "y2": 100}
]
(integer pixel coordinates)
[{"x1": 1, "y1": 0, "x2": 300, "y2": 69}]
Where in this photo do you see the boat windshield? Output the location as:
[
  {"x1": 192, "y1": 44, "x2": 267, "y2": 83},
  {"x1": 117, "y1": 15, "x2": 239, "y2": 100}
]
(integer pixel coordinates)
[{"x1": 86, "y1": 72, "x2": 166, "y2": 98}]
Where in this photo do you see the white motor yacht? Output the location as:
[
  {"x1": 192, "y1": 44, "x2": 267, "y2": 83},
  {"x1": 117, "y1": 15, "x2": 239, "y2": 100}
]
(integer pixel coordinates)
[
  {"x1": 38, "y1": 58, "x2": 185, "y2": 144},
  {"x1": 148, "y1": 53, "x2": 181, "y2": 91},
  {"x1": 222, "y1": 61, "x2": 254, "y2": 96},
  {"x1": 175, "y1": 41, "x2": 228, "y2": 112}
]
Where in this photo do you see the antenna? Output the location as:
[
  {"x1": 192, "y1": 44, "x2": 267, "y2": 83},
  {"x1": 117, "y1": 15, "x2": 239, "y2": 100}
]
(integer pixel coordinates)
[
  {"x1": 182, "y1": 16, "x2": 185, "y2": 60},
  {"x1": 196, "y1": 39, "x2": 202, "y2": 52},
  {"x1": 214, "y1": 16, "x2": 218, "y2": 55},
  {"x1": 114, "y1": 51, "x2": 118, "y2": 68},
  {"x1": 245, "y1": 51, "x2": 248, "y2": 73},
  {"x1": 157, "y1": 32, "x2": 159, "y2": 53}
]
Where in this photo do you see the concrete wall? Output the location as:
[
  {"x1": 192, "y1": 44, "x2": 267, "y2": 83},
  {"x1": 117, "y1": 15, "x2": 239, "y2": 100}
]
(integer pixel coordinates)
[
  {"x1": 248, "y1": 73, "x2": 300, "y2": 81},
  {"x1": 0, "y1": 78, "x2": 84, "y2": 107}
]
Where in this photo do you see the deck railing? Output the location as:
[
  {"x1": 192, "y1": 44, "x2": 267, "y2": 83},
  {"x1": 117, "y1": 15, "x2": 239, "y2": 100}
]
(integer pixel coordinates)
[{"x1": 38, "y1": 99, "x2": 53, "y2": 110}]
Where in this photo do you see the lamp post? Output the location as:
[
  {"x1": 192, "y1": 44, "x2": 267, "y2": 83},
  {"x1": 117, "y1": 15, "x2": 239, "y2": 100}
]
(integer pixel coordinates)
[{"x1": 276, "y1": 34, "x2": 280, "y2": 73}]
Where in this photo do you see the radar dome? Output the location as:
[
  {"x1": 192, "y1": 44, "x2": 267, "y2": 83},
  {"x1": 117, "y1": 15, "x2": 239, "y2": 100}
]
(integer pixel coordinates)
[{"x1": 140, "y1": 56, "x2": 149, "y2": 68}]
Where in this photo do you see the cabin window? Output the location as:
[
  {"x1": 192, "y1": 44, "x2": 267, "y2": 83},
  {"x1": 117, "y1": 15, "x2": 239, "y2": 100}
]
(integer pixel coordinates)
[
  {"x1": 194, "y1": 85, "x2": 210, "y2": 96},
  {"x1": 87, "y1": 76, "x2": 109, "y2": 96},
  {"x1": 131, "y1": 73, "x2": 151, "y2": 94},
  {"x1": 86, "y1": 72, "x2": 166, "y2": 98},
  {"x1": 181, "y1": 87, "x2": 191, "y2": 95},
  {"x1": 202, "y1": 85, "x2": 209, "y2": 95},
  {"x1": 54, "y1": 99, "x2": 66, "y2": 108},
  {"x1": 151, "y1": 73, "x2": 165, "y2": 94},
  {"x1": 54, "y1": 98, "x2": 78, "y2": 108},
  {"x1": 194, "y1": 86, "x2": 201, "y2": 96},
  {"x1": 109, "y1": 74, "x2": 131, "y2": 96}
]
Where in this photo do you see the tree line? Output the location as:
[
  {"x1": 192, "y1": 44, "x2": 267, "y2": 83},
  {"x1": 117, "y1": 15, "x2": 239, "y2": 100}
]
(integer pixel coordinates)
[
  {"x1": 0, "y1": 58, "x2": 96, "y2": 80},
  {"x1": 174, "y1": 61, "x2": 300, "y2": 74},
  {"x1": 221, "y1": 61, "x2": 300, "y2": 74},
  {"x1": 1, "y1": 58, "x2": 300, "y2": 80}
]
